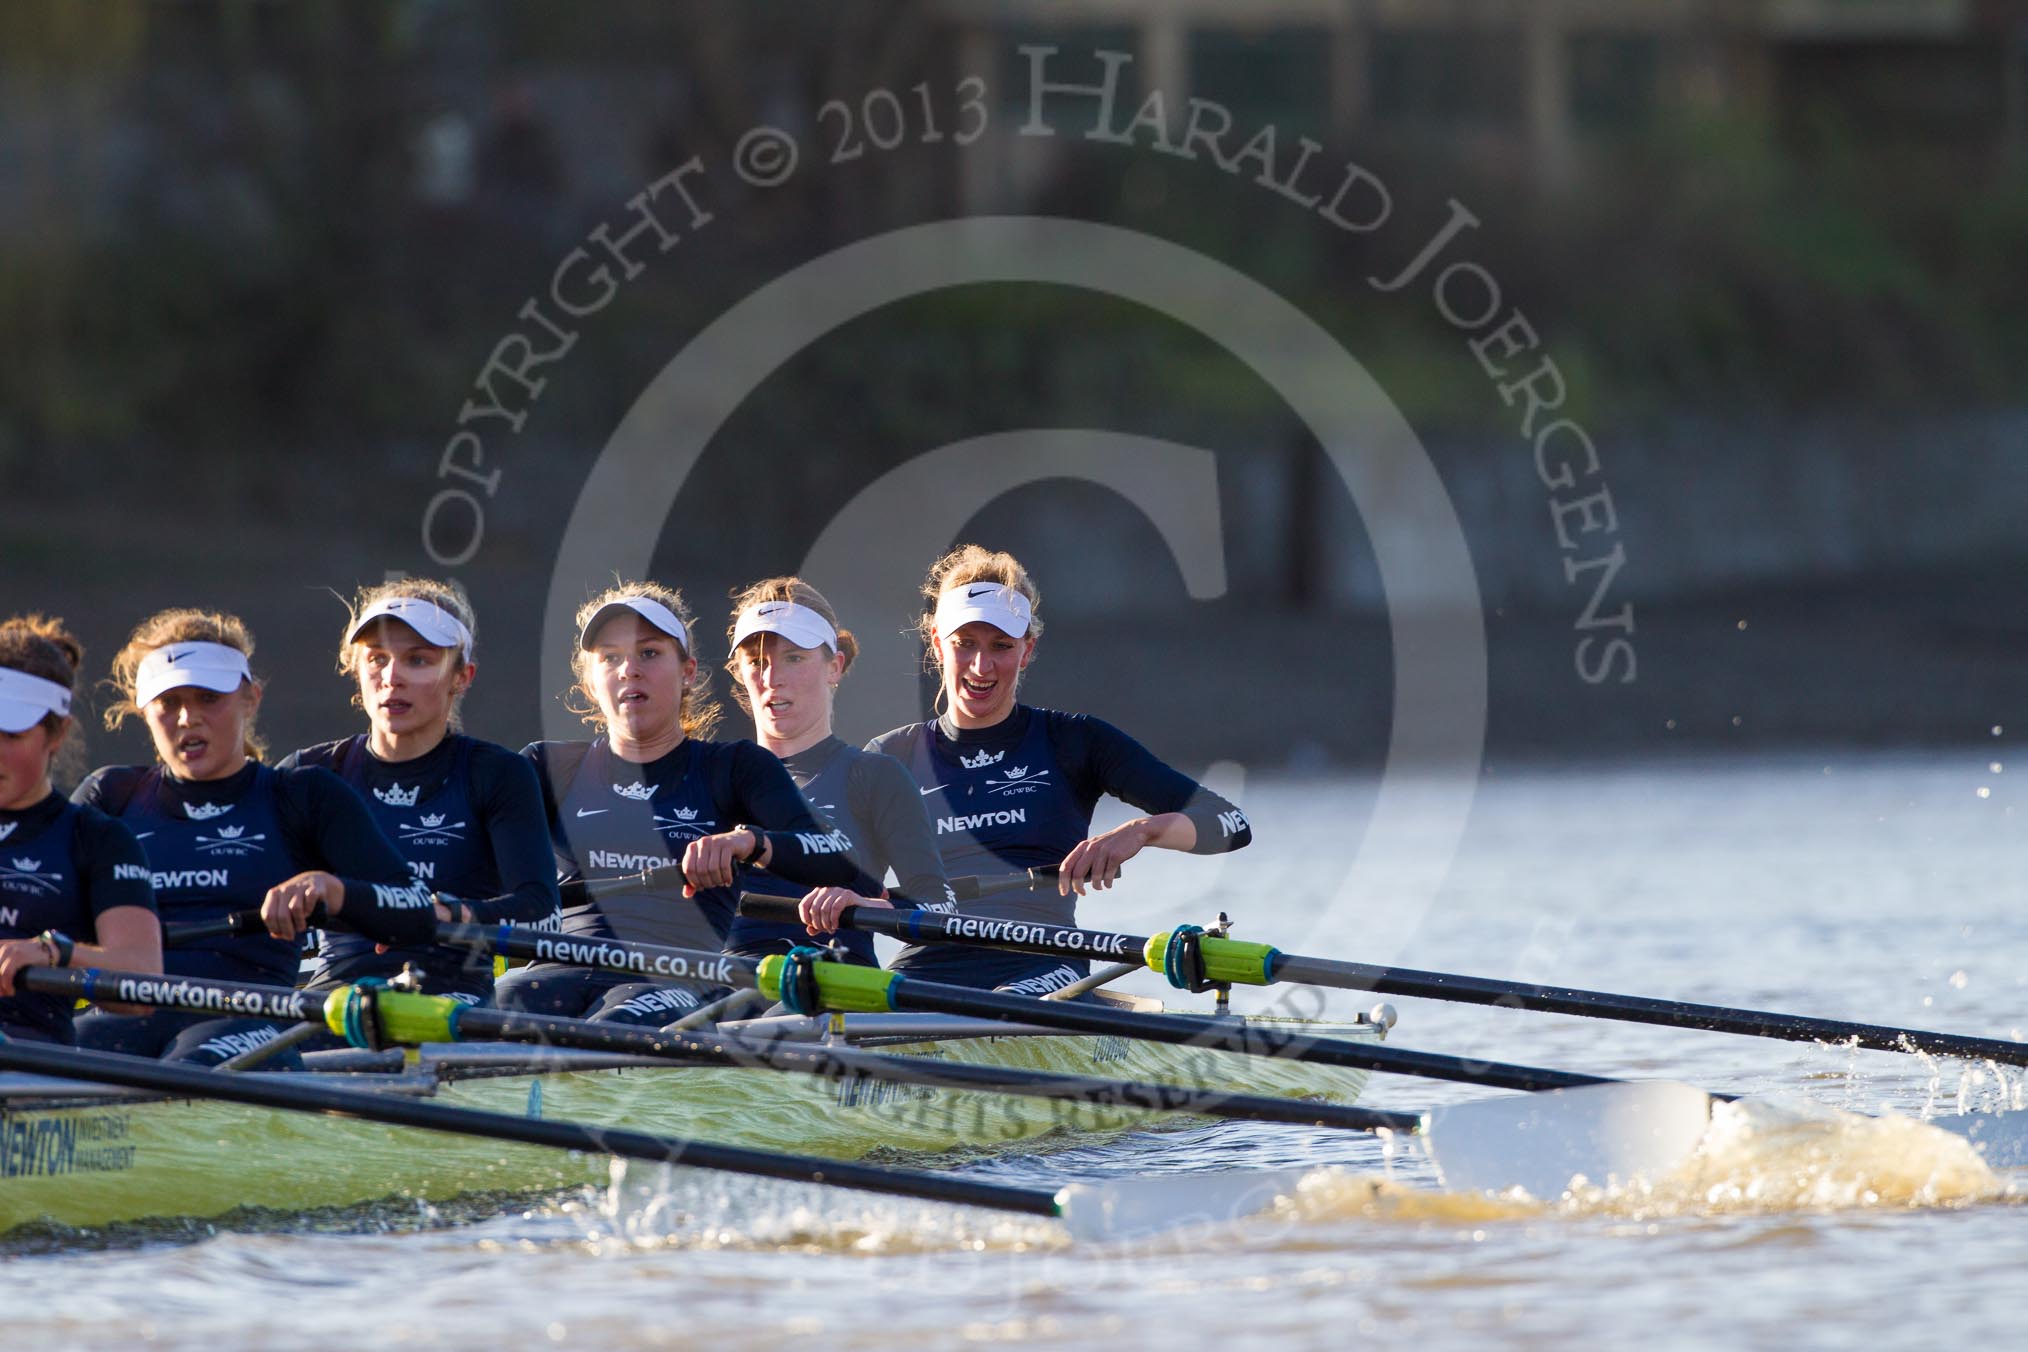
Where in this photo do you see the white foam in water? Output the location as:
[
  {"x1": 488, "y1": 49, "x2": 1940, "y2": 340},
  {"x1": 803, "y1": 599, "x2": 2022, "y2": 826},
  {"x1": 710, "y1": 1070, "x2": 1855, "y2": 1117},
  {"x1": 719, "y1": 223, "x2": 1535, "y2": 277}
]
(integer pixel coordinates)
[
  {"x1": 1270, "y1": 1096, "x2": 2012, "y2": 1226},
  {"x1": 1574, "y1": 1096, "x2": 2010, "y2": 1216},
  {"x1": 587, "y1": 1160, "x2": 1062, "y2": 1254}
]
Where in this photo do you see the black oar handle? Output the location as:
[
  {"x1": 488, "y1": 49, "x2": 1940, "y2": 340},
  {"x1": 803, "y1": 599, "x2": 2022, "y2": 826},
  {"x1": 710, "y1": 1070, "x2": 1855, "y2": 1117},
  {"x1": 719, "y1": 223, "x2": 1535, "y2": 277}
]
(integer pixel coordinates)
[
  {"x1": 736, "y1": 894, "x2": 1148, "y2": 962},
  {"x1": 563, "y1": 863, "x2": 693, "y2": 904},
  {"x1": 161, "y1": 902, "x2": 346, "y2": 948},
  {"x1": 948, "y1": 867, "x2": 1061, "y2": 902},
  {"x1": 160, "y1": 909, "x2": 270, "y2": 947},
  {"x1": 739, "y1": 894, "x2": 834, "y2": 928}
]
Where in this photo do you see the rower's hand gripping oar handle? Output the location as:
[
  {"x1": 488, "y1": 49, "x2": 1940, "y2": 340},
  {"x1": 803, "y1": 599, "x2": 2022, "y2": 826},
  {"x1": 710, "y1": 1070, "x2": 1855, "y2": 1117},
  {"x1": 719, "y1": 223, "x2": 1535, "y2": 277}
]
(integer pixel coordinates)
[
  {"x1": 739, "y1": 893, "x2": 903, "y2": 935},
  {"x1": 734, "y1": 868, "x2": 1065, "y2": 927}
]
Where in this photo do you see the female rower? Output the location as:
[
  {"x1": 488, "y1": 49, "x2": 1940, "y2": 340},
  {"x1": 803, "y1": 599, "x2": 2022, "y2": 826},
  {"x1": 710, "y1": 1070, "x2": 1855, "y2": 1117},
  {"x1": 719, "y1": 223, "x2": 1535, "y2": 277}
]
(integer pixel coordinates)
[
  {"x1": 73, "y1": 610, "x2": 437, "y2": 1067},
  {"x1": 498, "y1": 582, "x2": 874, "y2": 1023},
  {"x1": 0, "y1": 616, "x2": 160, "y2": 1042},
  {"x1": 863, "y1": 545, "x2": 1254, "y2": 994},
  {"x1": 718, "y1": 578, "x2": 953, "y2": 964},
  {"x1": 280, "y1": 579, "x2": 558, "y2": 1002}
]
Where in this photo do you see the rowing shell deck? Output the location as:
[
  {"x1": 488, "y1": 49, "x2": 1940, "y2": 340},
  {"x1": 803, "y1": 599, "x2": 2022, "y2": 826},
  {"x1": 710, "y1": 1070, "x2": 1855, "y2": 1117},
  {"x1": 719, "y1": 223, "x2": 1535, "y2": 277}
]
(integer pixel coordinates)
[{"x1": 1, "y1": 1010, "x2": 1387, "y2": 1236}]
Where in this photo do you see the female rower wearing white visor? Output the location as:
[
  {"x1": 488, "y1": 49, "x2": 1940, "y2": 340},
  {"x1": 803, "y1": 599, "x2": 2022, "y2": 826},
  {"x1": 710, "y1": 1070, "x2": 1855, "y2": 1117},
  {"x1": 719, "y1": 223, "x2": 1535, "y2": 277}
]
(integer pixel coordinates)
[
  {"x1": 0, "y1": 614, "x2": 161, "y2": 1043},
  {"x1": 279, "y1": 580, "x2": 559, "y2": 1004},
  {"x1": 719, "y1": 578, "x2": 953, "y2": 964},
  {"x1": 72, "y1": 610, "x2": 434, "y2": 1067},
  {"x1": 499, "y1": 582, "x2": 876, "y2": 1024},
  {"x1": 865, "y1": 545, "x2": 1254, "y2": 995}
]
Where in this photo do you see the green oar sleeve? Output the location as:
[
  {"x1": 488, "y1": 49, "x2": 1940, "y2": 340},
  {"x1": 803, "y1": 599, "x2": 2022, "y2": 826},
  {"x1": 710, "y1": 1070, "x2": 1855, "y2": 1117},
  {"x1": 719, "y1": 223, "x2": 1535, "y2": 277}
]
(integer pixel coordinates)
[
  {"x1": 756, "y1": 955, "x2": 901, "y2": 1013},
  {"x1": 1143, "y1": 932, "x2": 1279, "y2": 987},
  {"x1": 322, "y1": 986, "x2": 466, "y2": 1047}
]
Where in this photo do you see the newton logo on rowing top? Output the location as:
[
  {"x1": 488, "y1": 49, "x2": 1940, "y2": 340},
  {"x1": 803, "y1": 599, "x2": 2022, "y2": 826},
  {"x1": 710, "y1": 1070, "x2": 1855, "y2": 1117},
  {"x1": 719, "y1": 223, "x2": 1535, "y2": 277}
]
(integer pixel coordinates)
[{"x1": 540, "y1": 213, "x2": 1486, "y2": 961}]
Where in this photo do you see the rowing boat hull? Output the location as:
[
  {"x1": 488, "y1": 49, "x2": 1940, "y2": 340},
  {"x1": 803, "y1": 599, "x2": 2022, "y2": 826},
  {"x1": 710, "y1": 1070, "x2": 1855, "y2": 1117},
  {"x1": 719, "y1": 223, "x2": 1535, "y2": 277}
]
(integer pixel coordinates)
[{"x1": 2, "y1": 1018, "x2": 1380, "y2": 1237}]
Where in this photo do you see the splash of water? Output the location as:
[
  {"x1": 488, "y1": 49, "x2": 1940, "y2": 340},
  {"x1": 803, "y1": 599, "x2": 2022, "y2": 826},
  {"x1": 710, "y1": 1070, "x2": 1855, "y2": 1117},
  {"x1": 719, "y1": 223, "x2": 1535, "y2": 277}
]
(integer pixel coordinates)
[
  {"x1": 1261, "y1": 1098, "x2": 2010, "y2": 1230},
  {"x1": 581, "y1": 1160, "x2": 1063, "y2": 1254},
  {"x1": 1654, "y1": 1096, "x2": 2009, "y2": 1214}
]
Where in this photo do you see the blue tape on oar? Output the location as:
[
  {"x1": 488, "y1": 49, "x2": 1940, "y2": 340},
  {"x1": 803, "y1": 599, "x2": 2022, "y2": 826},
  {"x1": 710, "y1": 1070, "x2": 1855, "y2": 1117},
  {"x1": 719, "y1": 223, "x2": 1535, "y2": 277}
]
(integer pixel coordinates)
[
  {"x1": 776, "y1": 945, "x2": 825, "y2": 1016},
  {"x1": 339, "y1": 977, "x2": 390, "y2": 1050},
  {"x1": 1161, "y1": 924, "x2": 1211, "y2": 992}
]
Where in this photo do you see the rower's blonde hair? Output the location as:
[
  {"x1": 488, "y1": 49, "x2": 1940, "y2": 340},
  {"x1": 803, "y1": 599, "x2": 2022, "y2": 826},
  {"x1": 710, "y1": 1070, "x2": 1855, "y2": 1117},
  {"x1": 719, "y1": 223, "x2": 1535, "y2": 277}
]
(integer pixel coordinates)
[
  {"x1": 567, "y1": 580, "x2": 721, "y2": 739},
  {"x1": 915, "y1": 544, "x2": 1045, "y2": 656},
  {"x1": 915, "y1": 545, "x2": 1042, "y2": 716},
  {"x1": 337, "y1": 576, "x2": 477, "y2": 728},
  {"x1": 723, "y1": 576, "x2": 859, "y2": 716},
  {"x1": 0, "y1": 613, "x2": 87, "y2": 781},
  {"x1": 105, "y1": 609, "x2": 267, "y2": 762}
]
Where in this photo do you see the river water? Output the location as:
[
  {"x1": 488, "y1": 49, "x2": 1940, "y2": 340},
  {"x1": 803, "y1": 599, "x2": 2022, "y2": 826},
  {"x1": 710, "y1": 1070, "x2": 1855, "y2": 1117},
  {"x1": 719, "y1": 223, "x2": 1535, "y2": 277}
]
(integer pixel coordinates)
[{"x1": 6, "y1": 753, "x2": 2024, "y2": 1349}]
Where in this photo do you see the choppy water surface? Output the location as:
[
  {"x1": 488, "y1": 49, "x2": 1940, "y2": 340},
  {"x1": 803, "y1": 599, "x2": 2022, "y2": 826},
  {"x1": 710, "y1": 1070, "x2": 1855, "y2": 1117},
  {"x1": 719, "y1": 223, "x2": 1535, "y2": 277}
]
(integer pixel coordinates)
[{"x1": 8, "y1": 753, "x2": 2027, "y2": 1350}]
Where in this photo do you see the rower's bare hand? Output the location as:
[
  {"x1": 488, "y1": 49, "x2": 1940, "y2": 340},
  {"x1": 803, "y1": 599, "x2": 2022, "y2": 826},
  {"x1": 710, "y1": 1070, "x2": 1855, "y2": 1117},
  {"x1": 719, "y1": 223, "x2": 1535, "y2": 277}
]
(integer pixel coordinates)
[
  {"x1": 1057, "y1": 821, "x2": 1152, "y2": 897},
  {"x1": 798, "y1": 887, "x2": 891, "y2": 934},
  {"x1": 263, "y1": 870, "x2": 342, "y2": 941},
  {"x1": 682, "y1": 830, "x2": 755, "y2": 896},
  {"x1": 0, "y1": 937, "x2": 49, "y2": 998}
]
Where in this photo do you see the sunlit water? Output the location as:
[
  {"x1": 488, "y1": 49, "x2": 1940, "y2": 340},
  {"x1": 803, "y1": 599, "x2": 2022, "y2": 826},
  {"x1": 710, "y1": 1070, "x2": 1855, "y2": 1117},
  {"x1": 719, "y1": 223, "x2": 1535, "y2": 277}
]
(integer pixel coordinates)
[{"x1": 8, "y1": 753, "x2": 2026, "y2": 1349}]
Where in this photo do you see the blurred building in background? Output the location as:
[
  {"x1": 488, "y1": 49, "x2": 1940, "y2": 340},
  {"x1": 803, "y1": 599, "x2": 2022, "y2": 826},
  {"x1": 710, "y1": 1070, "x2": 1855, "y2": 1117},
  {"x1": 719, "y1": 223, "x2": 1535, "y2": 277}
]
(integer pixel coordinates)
[
  {"x1": 2, "y1": 0, "x2": 2024, "y2": 762},
  {"x1": 940, "y1": 0, "x2": 2028, "y2": 202}
]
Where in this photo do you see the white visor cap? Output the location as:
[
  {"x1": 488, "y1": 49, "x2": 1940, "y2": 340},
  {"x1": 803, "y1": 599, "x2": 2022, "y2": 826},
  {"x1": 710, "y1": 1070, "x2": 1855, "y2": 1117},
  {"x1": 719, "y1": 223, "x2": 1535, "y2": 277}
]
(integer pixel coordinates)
[
  {"x1": 135, "y1": 641, "x2": 253, "y2": 708},
  {"x1": 0, "y1": 668, "x2": 73, "y2": 734},
  {"x1": 347, "y1": 596, "x2": 474, "y2": 656},
  {"x1": 731, "y1": 600, "x2": 838, "y2": 653},
  {"x1": 934, "y1": 582, "x2": 1033, "y2": 639},
  {"x1": 580, "y1": 597, "x2": 690, "y2": 653}
]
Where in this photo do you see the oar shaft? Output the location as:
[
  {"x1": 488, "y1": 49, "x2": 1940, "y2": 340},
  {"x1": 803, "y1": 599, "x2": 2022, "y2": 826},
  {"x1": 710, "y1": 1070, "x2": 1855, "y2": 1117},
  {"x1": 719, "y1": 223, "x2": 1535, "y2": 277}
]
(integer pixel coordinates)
[
  {"x1": 1268, "y1": 954, "x2": 2028, "y2": 1065},
  {"x1": 736, "y1": 896, "x2": 1144, "y2": 961},
  {"x1": 28, "y1": 960, "x2": 1422, "y2": 1136},
  {"x1": 746, "y1": 895, "x2": 2028, "y2": 1070},
  {"x1": 447, "y1": 924, "x2": 763, "y2": 989},
  {"x1": 22, "y1": 966, "x2": 326, "y2": 1022},
  {"x1": 880, "y1": 979, "x2": 1606, "y2": 1094},
  {"x1": 454, "y1": 922, "x2": 1603, "y2": 1093},
  {"x1": 455, "y1": 1007, "x2": 1421, "y2": 1135},
  {"x1": 0, "y1": 1039, "x2": 1060, "y2": 1217}
]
